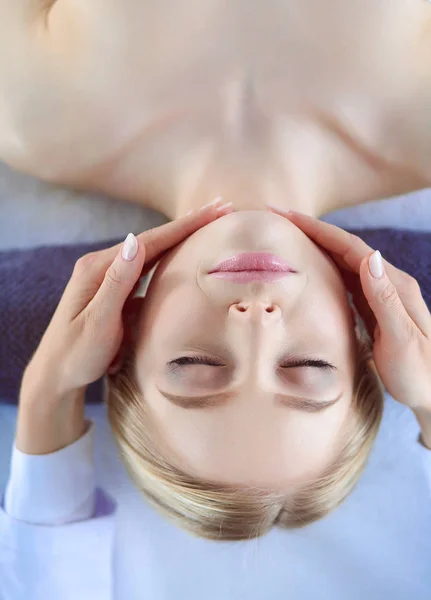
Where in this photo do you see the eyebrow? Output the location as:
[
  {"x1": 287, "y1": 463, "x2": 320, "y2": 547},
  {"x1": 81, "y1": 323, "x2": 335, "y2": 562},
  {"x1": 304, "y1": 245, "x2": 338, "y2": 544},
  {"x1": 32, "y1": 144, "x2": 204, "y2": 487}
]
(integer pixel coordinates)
[{"x1": 158, "y1": 389, "x2": 343, "y2": 412}]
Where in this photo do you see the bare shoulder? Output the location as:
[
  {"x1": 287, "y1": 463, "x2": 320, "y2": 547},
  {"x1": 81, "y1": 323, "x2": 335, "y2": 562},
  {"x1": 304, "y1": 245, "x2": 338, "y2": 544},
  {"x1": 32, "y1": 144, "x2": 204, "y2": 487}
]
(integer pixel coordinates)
[{"x1": 0, "y1": 0, "x2": 139, "y2": 183}]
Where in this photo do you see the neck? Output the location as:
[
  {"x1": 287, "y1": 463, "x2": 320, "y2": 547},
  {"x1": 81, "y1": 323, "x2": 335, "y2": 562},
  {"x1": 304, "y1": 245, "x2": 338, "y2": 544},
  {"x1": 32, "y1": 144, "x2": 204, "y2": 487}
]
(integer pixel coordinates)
[
  {"x1": 171, "y1": 154, "x2": 322, "y2": 219},
  {"x1": 166, "y1": 93, "x2": 430, "y2": 221},
  {"x1": 170, "y1": 92, "x2": 323, "y2": 219}
]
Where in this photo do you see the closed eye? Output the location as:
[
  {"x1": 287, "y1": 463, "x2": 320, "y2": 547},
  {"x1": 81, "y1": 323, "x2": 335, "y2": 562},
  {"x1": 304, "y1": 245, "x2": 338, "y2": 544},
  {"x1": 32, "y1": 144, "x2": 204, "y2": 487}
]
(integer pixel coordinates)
[
  {"x1": 168, "y1": 356, "x2": 225, "y2": 367},
  {"x1": 279, "y1": 358, "x2": 337, "y2": 371},
  {"x1": 169, "y1": 356, "x2": 337, "y2": 370}
]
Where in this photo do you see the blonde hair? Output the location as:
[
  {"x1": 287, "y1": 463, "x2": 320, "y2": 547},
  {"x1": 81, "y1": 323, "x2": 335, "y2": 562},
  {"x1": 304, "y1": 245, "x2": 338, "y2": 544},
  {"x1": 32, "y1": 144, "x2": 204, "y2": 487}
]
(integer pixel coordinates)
[{"x1": 106, "y1": 336, "x2": 384, "y2": 541}]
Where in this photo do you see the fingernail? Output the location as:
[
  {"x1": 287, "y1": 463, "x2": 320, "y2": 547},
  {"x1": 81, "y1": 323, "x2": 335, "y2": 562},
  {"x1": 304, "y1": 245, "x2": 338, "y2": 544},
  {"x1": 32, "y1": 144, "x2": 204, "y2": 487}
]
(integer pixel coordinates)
[
  {"x1": 186, "y1": 209, "x2": 194, "y2": 216},
  {"x1": 369, "y1": 250, "x2": 384, "y2": 279},
  {"x1": 266, "y1": 202, "x2": 285, "y2": 212},
  {"x1": 216, "y1": 201, "x2": 233, "y2": 213},
  {"x1": 200, "y1": 196, "x2": 224, "y2": 211},
  {"x1": 266, "y1": 203, "x2": 297, "y2": 216},
  {"x1": 122, "y1": 233, "x2": 138, "y2": 261}
]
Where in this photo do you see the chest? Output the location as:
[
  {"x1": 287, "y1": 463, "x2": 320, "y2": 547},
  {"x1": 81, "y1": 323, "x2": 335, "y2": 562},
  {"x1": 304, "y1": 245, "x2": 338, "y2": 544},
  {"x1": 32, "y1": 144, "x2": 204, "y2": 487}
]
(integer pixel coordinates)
[
  {"x1": 42, "y1": 0, "x2": 431, "y2": 210},
  {"x1": 91, "y1": 0, "x2": 427, "y2": 113}
]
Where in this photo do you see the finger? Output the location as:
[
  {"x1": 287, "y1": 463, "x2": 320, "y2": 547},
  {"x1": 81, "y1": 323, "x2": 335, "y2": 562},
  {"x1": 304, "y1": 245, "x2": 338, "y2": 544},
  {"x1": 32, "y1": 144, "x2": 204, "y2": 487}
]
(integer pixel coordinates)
[
  {"x1": 360, "y1": 251, "x2": 430, "y2": 341},
  {"x1": 267, "y1": 206, "x2": 393, "y2": 276},
  {"x1": 64, "y1": 199, "x2": 233, "y2": 317},
  {"x1": 77, "y1": 197, "x2": 234, "y2": 280},
  {"x1": 137, "y1": 198, "x2": 233, "y2": 271},
  {"x1": 268, "y1": 206, "x2": 431, "y2": 329},
  {"x1": 87, "y1": 233, "x2": 146, "y2": 323}
]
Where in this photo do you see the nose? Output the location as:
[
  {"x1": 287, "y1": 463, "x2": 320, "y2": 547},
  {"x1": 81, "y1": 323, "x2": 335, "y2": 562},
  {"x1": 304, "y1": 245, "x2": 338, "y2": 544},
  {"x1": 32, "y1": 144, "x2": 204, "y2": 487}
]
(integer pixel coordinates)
[{"x1": 229, "y1": 300, "x2": 282, "y2": 322}]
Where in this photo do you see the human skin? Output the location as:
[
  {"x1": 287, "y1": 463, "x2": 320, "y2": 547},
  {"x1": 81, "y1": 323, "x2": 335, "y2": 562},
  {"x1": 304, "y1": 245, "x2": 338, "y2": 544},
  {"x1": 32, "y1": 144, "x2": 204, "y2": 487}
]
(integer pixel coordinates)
[
  {"x1": 0, "y1": 0, "x2": 430, "y2": 219},
  {"x1": 7, "y1": 1, "x2": 431, "y2": 485},
  {"x1": 133, "y1": 210, "x2": 358, "y2": 490}
]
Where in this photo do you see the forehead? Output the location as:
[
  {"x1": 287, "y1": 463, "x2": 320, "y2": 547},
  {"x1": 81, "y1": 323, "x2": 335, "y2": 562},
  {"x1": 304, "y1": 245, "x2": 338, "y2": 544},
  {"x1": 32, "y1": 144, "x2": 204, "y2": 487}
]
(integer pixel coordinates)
[{"x1": 140, "y1": 382, "x2": 353, "y2": 490}]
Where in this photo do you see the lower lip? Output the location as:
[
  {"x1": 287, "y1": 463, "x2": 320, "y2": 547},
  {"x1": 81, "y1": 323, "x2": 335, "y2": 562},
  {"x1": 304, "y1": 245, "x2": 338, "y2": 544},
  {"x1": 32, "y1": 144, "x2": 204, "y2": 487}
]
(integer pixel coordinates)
[
  {"x1": 209, "y1": 252, "x2": 296, "y2": 283},
  {"x1": 210, "y1": 271, "x2": 291, "y2": 282}
]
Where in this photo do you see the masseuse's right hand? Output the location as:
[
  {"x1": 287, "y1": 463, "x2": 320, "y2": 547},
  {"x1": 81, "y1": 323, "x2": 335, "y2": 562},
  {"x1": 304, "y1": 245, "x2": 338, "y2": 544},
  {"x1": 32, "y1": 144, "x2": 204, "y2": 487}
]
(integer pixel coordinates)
[
  {"x1": 267, "y1": 207, "x2": 431, "y2": 448},
  {"x1": 17, "y1": 198, "x2": 232, "y2": 454}
]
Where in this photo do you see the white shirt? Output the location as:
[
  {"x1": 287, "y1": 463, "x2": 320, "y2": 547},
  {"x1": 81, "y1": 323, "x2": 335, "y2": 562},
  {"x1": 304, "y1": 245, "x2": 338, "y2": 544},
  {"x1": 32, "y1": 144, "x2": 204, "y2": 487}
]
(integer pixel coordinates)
[{"x1": 1, "y1": 392, "x2": 430, "y2": 600}]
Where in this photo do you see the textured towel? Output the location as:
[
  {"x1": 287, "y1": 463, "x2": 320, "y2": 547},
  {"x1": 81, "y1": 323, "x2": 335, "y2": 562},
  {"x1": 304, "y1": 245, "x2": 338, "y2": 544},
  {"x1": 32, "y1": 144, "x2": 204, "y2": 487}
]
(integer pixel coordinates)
[{"x1": 1, "y1": 228, "x2": 430, "y2": 404}]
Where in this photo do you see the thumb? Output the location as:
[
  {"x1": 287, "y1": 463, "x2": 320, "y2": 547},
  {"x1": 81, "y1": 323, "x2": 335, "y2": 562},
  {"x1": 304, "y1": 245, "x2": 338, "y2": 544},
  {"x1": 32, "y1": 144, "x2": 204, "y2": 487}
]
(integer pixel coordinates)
[
  {"x1": 360, "y1": 250, "x2": 412, "y2": 344},
  {"x1": 89, "y1": 233, "x2": 146, "y2": 322}
]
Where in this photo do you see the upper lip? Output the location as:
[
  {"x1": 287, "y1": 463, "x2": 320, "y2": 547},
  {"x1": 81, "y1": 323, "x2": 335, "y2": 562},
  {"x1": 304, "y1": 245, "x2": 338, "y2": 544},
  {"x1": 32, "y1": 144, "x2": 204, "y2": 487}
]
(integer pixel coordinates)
[{"x1": 209, "y1": 252, "x2": 297, "y2": 273}]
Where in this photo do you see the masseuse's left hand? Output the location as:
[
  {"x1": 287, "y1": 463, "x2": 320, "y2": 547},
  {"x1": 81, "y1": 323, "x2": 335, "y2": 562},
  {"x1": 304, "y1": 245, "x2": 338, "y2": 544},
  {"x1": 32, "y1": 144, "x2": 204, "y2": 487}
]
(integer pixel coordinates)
[
  {"x1": 17, "y1": 199, "x2": 232, "y2": 454},
  {"x1": 267, "y1": 207, "x2": 431, "y2": 422},
  {"x1": 25, "y1": 198, "x2": 232, "y2": 394}
]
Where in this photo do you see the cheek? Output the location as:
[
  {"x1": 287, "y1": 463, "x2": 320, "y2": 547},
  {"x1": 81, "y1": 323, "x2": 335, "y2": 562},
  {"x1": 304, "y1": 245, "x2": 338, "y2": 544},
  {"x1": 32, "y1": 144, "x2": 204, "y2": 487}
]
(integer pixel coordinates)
[
  {"x1": 306, "y1": 262, "x2": 353, "y2": 335},
  {"x1": 138, "y1": 293, "x2": 187, "y2": 351},
  {"x1": 136, "y1": 279, "x2": 217, "y2": 362},
  {"x1": 304, "y1": 294, "x2": 351, "y2": 342},
  {"x1": 298, "y1": 283, "x2": 357, "y2": 387}
]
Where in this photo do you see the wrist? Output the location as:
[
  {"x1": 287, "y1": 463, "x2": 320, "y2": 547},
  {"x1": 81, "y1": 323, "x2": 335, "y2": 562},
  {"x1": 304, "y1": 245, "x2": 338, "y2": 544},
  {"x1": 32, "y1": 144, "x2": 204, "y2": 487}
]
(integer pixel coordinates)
[
  {"x1": 412, "y1": 408, "x2": 431, "y2": 450},
  {"x1": 17, "y1": 360, "x2": 87, "y2": 455},
  {"x1": 22, "y1": 352, "x2": 77, "y2": 400}
]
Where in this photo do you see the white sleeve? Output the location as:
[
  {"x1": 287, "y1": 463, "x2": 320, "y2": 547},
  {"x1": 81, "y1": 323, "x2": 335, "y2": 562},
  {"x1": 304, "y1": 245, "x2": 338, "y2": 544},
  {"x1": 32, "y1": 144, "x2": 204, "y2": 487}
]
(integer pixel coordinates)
[{"x1": 0, "y1": 422, "x2": 116, "y2": 600}]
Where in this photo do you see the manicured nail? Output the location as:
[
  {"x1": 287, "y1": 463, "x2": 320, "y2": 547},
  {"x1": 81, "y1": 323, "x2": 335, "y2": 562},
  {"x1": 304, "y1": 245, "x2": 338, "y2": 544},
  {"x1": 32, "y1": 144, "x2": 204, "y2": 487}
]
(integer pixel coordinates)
[
  {"x1": 267, "y1": 202, "x2": 285, "y2": 211},
  {"x1": 122, "y1": 233, "x2": 138, "y2": 261},
  {"x1": 200, "y1": 196, "x2": 224, "y2": 211},
  {"x1": 369, "y1": 250, "x2": 384, "y2": 279},
  {"x1": 216, "y1": 201, "x2": 233, "y2": 213},
  {"x1": 186, "y1": 209, "x2": 194, "y2": 216},
  {"x1": 266, "y1": 203, "x2": 296, "y2": 216}
]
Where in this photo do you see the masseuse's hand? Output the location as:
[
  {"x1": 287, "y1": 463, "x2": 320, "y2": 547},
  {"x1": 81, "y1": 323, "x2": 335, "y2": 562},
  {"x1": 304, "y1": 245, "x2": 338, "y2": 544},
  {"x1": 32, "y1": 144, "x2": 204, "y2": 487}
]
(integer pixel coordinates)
[
  {"x1": 17, "y1": 198, "x2": 232, "y2": 454},
  {"x1": 267, "y1": 207, "x2": 431, "y2": 430}
]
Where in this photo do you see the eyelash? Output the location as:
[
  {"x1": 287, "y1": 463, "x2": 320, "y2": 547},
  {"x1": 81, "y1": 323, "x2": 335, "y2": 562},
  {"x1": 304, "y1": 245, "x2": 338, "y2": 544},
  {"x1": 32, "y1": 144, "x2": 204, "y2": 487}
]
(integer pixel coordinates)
[
  {"x1": 280, "y1": 358, "x2": 336, "y2": 371},
  {"x1": 169, "y1": 356, "x2": 336, "y2": 370},
  {"x1": 169, "y1": 356, "x2": 225, "y2": 367}
]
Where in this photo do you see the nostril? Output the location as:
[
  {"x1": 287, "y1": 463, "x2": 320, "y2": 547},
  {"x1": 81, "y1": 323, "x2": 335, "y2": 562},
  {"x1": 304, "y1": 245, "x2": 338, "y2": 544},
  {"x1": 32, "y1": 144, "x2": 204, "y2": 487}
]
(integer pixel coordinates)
[{"x1": 232, "y1": 303, "x2": 279, "y2": 314}]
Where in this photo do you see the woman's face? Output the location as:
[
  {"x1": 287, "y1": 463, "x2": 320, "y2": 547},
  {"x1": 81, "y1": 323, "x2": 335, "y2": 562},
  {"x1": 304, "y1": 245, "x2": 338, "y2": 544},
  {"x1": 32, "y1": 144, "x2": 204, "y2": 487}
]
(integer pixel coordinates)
[{"x1": 134, "y1": 211, "x2": 358, "y2": 493}]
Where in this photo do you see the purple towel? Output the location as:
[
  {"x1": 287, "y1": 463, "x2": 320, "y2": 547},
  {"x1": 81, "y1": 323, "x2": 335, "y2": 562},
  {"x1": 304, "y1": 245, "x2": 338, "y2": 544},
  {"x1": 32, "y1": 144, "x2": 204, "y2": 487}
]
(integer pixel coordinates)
[{"x1": 1, "y1": 229, "x2": 430, "y2": 404}]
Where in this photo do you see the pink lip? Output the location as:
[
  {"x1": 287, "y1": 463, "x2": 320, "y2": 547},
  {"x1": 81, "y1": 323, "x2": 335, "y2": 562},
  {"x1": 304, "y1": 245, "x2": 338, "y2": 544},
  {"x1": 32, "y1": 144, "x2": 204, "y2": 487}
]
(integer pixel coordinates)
[
  {"x1": 208, "y1": 252, "x2": 297, "y2": 283},
  {"x1": 210, "y1": 271, "x2": 291, "y2": 282}
]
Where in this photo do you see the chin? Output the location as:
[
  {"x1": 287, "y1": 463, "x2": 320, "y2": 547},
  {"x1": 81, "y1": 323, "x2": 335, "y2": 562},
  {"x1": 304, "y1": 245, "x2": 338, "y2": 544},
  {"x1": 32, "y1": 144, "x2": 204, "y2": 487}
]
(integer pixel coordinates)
[
  {"x1": 198, "y1": 208, "x2": 301, "y2": 248},
  {"x1": 217, "y1": 208, "x2": 285, "y2": 223},
  {"x1": 201, "y1": 208, "x2": 292, "y2": 237}
]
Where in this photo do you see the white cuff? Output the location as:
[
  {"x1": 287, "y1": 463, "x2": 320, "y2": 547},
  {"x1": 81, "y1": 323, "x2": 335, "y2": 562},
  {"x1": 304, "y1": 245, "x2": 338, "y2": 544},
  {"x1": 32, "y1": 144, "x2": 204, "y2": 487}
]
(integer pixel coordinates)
[{"x1": 4, "y1": 421, "x2": 96, "y2": 525}]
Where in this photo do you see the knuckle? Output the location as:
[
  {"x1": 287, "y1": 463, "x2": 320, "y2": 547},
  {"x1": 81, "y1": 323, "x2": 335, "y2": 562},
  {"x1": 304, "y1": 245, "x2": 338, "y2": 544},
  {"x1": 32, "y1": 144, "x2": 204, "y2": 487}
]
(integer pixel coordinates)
[
  {"x1": 80, "y1": 310, "x2": 103, "y2": 345},
  {"x1": 85, "y1": 305, "x2": 102, "y2": 331},
  {"x1": 350, "y1": 233, "x2": 361, "y2": 246},
  {"x1": 73, "y1": 252, "x2": 96, "y2": 275},
  {"x1": 394, "y1": 319, "x2": 420, "y2": 349},
  {"x1": 142, "y1": 229, "x2": 156, "y2": 252},
  {"x1": 376, "y1": 283, "x2": 399, "y2": 307},
  {"x1": 404, "y1": 321, "x2": 420, "y2": 345},
  {"x1": 105, "y1": 264, "x2": 123, "y2": 289},
  {"x1": 401, "y1": 272, "x2": 420, "y2": 293}
]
